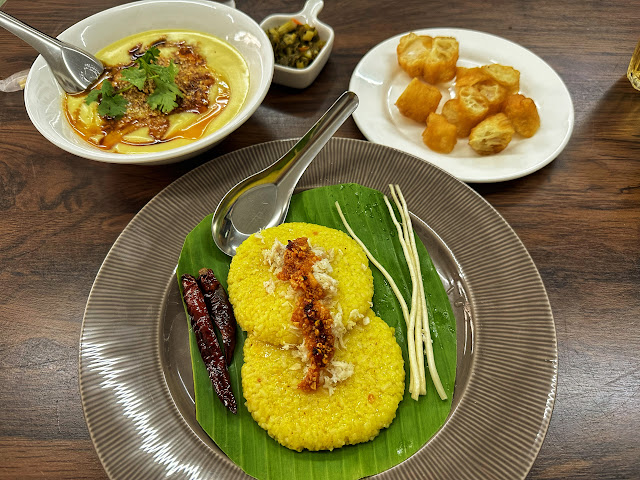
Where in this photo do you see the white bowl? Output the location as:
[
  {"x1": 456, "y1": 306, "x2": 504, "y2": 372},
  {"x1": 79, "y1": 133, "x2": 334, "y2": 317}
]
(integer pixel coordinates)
[
  {"x1": 260, "y1": 0, "x2": 334, "y2": 89},
  {"x1": 24, "y1": 0, "x2": 274, "y2": 165}
]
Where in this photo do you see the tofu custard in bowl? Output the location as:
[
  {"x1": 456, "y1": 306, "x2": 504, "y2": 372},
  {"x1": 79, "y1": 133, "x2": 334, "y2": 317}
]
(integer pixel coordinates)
[
  {"x1": 64, "y1": 30, "x2": 249, "y2": 154},
  {"x1": 24, "y1": 0, "x2": 274, "y2": 164}
]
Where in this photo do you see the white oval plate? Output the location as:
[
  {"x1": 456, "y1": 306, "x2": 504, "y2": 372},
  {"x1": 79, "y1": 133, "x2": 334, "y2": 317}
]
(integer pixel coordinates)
[{"x1": 349, "y1": 28, "x2": 574, "y2": 183}]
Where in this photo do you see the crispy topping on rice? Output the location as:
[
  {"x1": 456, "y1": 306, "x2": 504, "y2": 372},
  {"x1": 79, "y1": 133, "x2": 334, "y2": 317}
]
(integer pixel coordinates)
[
  {"x1": 276, "y1": 237, "x2": 339, "y2": 391},
  {"x1": 264, "y1": 236, "x2": 355, "y2": 392}
]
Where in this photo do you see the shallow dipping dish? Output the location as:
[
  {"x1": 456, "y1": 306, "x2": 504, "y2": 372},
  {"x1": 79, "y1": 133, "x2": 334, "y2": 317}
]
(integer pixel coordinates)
[
  {"x1": 24, "y1": 0, "x2": 274, "y2": 165},
  {"x1": 260, "y1": 0, "x2": 334, "y2": 89}
]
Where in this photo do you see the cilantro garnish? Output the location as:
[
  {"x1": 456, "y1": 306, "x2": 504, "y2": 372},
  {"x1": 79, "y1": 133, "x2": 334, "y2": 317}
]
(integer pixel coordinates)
[
  {"x1": 122, "y1": 46, "x2": 184, "y2": 113},
  {"x1": 140, "y1": 45, "x2": 161, "y2": 64},
  {"x1": 146, "y1": 60, "x2": 183, "y2": 113},
  {"x1": 121, "y1": 65, "x2": 147, "y2": 90},
  {"x1": 86, "y1": 45, "x2": 184, "y2": 118},
  {"x1": 85, "y1": 80, "x2": 128, "y2": 118}
]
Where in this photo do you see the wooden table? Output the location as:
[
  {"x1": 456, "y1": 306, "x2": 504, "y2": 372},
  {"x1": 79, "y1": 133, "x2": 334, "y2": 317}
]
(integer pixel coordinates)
[{"x1": 1, "y1": 0, "x2": 638, "y2": 478}]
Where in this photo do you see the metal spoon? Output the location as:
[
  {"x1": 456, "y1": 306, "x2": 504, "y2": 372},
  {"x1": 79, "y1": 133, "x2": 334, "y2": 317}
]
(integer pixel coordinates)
[
  {"x1": 0, "y1": 10, "x2": 103, "y2": 93},
  {"x1": 212, "y1": 91, "x2": 359, "y2": 256}
]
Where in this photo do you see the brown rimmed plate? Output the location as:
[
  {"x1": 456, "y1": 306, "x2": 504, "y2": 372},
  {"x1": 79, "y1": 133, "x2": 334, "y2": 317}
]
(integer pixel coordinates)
[{"x1": 79, "y1": 138, "x2": 557, "y2": 479}]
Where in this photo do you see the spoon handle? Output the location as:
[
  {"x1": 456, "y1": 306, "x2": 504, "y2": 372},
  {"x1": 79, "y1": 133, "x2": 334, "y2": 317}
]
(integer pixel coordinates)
[
  {"x1": 0, "y1": 11, "x2": 103, "y2": 92},
  {"x1": 0, "y1": 11, "x2": 65, "y2": 63},
  {"x1": 274, "y1": 91, "x2": 359, "y2": 197}
]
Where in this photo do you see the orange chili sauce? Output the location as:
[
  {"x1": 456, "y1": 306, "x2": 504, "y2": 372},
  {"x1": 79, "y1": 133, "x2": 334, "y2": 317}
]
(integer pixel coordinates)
[
  {"x1": 277, "y1": 237, "x2": 335, "y2": 392},
  {"x1": 64, "y1": 82, "x2": 230, "y2": 150}
]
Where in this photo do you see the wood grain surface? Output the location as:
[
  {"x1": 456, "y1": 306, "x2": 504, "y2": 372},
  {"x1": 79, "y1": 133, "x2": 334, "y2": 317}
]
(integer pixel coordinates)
[{"x1": 1, "y1": 0, "x2": 639, "y2": 478}]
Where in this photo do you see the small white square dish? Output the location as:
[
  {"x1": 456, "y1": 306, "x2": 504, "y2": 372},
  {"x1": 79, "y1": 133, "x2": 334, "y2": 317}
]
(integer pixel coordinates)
[{"x1": 260, "y1": 0, "x2": 334, "y2": 89}]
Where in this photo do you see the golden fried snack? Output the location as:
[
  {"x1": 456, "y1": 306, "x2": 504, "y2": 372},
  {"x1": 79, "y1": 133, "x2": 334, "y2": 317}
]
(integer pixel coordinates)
[
  {"x1": 503, "y1": 93, "x2": 540, "y2": 137},
  {"x1": 395, "y1": 77, "x2": 442, "y2": 123},
  {"x1": 481, "y1": 64, "x2": 520, "y2": 94},
  {"x1": 468, "y1": 113, "x2": 515, "y2": 155},
  {"x1": 442, "y1": 86, "x2": 489, "y2": 137},
  {"x1": 422, "y1": 112, "x2": 457, "y2": 153},
  {"x1": 441, "y1": 99, "x2": 461, "y2": 129},
  {"x1": 475, "y1": 80, "x2": 508, "y2": 115},
  {"x1": 423, "y1": 37, "x2": 459, "y2": 84},
  {"x1": 397, "y1": 33, "x2": 433, "y2": 77},
  {"x1": 455, "y1": 67, "x2": 490, "y2": 91}
]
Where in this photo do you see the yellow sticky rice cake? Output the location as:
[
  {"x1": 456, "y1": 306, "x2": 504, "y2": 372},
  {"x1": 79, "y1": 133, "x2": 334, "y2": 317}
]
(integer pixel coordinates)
[
  {"x1": 227, "y1": 222, "x2": 374, "y2": 345},
  {"x1": 242, "y1": 312, "x2": 405, "y2": 451},
  {"x1": 229, "y1": 222, "x2": 405, "y2": 452}
]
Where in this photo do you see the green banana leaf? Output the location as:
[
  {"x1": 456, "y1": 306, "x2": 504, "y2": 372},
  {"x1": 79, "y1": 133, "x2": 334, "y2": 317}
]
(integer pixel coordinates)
[{"x1": 177, "y1": 183, "x2": 456, "y2": 480}]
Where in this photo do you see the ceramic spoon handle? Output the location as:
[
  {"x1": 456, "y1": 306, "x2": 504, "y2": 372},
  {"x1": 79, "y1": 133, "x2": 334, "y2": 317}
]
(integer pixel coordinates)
[
  {"x1": 274, "y1": 91, "x2": 359, "y2": 198},
  {"x1": 0, "y1": 11, "x2": 103, "y2": 92},
  {"x1": 0, "y1": 11, "x2": 66, "y2": 65}
]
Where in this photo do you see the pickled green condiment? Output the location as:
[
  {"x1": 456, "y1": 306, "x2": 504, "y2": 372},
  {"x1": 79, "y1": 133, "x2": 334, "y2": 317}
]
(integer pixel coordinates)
[{"x1": 266, "y1": 19, "x2": 326, "y2": 69}]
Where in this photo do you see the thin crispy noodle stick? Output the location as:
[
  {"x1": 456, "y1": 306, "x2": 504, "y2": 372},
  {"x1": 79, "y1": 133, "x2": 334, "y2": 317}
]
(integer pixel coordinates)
[
  {"x1": 383, "y1": 195, "x2": 421, "y2": 397},
  {"x1": 394, "y1": 184, "x2": 447, "y2": 400},
  {"x1": 335, "y1": 201, "x2": 421, "y2": 400},
  {"x1": 383, "y1": 196, "x2": 412, "y2": 329},
  {"x1": 394, "y1": 184, "x2": 432, "y2": 396},
  {"x1": 390, "y1": 185, "x2": 427, "y2": 395}
]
